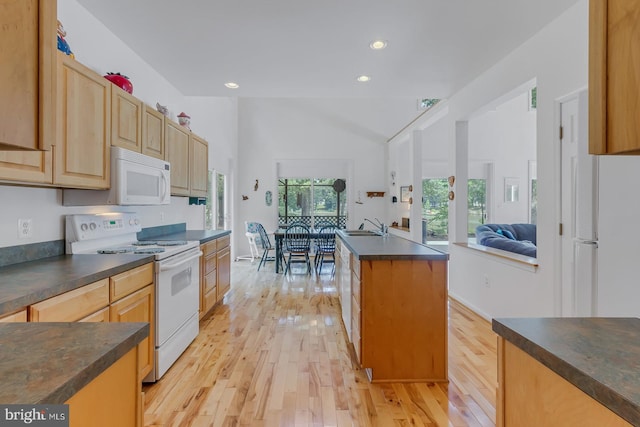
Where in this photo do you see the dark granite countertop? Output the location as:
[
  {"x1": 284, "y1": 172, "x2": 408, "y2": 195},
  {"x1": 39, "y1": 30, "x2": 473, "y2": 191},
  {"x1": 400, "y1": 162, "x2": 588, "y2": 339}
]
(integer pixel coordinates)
[
  {"x1": 337, "y1": 231, "x2": 449, "y2": 261},
  {"x1": 0, "y1": 322, "x2": 148, "y2": 404},
  {"x1": 0, "y1": 254, "x2": 154, "y2": 316},
  {"x1": 493, "y1": 317, "x2": 640, "y2": 425},
  {"x1": 142, "y1": 229, "x2": 231, "y2": 244}
]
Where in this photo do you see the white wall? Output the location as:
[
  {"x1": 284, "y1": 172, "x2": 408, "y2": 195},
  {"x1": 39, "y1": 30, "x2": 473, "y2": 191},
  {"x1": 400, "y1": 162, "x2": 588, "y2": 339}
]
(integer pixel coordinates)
[
  {"x1": 389, "y1": 0, "x2": 588, "y2": 318},
  {"x1": 234, "y1": 98, "x2": 392, "y2": 254},
  {"x1": 0, "y1": 1, "x2": 237, "y2": 250}
]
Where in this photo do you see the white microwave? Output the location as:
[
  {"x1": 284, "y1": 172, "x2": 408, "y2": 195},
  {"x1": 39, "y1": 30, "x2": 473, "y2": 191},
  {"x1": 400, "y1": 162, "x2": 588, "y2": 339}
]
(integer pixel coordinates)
[{"x1": 63, "y1": 147, "x2": 171, "y2": 206}]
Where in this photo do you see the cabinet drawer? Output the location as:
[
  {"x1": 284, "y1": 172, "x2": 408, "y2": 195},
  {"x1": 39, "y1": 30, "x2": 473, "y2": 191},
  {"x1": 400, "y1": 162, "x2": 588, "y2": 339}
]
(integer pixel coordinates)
[
  {"x1": 110, "y1": 263, "x2": 153, "y2": 302},
  {"x1": 204, "y1": 253, "x2": 217, "y2": 275},
  {"x1": 351, "y1": 293, "x2": 361, "y2": 332},
  {"x1": 216, "y1": 235, "x2": 230, "y2": 250},
  {"x1": 351, "y1": 255, "x2": 360, "y2": 280},
  {"x1": 204, "y1": 270, "x2": 217, "y2": 293},
  {"x1": 0, "y1": 309, "x2": 27, "y2": 322},
  {"x1": 202, "y1": 240, "x2": 216, "y2": 256},
  {"x1": 78, "y1": 307, "x2": 110, "y2": 322},
  {"x1": 30, "y1": 279, "x2": 109, "y2": 322}
]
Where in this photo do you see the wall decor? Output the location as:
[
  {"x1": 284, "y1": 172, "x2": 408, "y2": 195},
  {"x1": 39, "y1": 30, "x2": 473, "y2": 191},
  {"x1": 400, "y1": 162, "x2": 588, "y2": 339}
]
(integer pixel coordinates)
[
  {"x1": 400, "y1": 186, "x2": 411, "y2": 202},
  {"x1": 265, "y1": 190, "x2": 272, "y2": 206},
  {"x1": 504, "y1": 177, "x2": 520, "y2": 202}
]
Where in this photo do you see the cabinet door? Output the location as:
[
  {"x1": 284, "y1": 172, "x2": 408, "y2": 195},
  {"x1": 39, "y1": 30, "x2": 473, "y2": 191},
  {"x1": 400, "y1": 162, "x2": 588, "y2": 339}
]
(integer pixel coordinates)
[
  {"x1": 111, "y1": 85, "x2": 142, "y2": 152},
  {"x1": 142, "y1": 104, "x2": 165, "y2": 160},
  {"x1": 110, "y1": 285, "x2": 155, "y2": 380},
  {"x1": 216, "y1": 246, "x2": 231, "y2": 302},
  {"x1": 590, "y1": 0, "x2": 640, "y2": 154},
  {"x1": 54, "y1": 53, "x2": 111, "y2": 188},
  {"x1": 78, "y1": 307, "x2": 110, "y2": 323},
  {"x1": 0, "y1": 0, "x2": 56, "y2": 150},
  {"x1": 165, "y1": 119, "x2": 190, "y2": 196},
  {"x1": 0, "y1": 150, "x2": 52, "y2": 183},
  {"x1": 189, "y1": 134, "x2": 208, "y2": 197}
]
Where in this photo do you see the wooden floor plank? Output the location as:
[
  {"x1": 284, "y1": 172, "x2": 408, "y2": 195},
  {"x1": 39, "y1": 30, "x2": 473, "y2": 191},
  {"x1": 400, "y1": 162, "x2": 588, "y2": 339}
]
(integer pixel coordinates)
[{"x1": 143, "y1": 261, "x2": 496, "y2": 426}]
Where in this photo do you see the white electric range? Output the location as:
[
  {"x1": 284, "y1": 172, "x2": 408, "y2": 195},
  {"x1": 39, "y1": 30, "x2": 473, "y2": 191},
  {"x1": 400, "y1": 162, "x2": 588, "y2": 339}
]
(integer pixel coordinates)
[{"x1": 65, "y1": 212, "x2": 202, "y2": 382}]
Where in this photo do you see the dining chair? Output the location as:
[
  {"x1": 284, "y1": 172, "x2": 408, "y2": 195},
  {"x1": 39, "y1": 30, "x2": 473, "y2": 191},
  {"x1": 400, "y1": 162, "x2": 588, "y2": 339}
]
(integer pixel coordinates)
[
  {"x1": 256, "y1": 223, "x2": 278, "y2": 271},
  {"x1": 315, "y1": 225, "x2": 338, "y2": 275},
  {"x1": 283, "y1": 223, "x2": 312, "y2": 275}
]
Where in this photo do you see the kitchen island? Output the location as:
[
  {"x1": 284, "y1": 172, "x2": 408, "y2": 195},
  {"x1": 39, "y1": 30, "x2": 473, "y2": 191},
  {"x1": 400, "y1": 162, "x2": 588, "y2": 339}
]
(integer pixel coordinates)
[
  {"x1": 493, "y1": 317, "x2": 640, "y2": 426},
  {"x1": 336, "y1": 231, "x2": 449, "y2": 382}
]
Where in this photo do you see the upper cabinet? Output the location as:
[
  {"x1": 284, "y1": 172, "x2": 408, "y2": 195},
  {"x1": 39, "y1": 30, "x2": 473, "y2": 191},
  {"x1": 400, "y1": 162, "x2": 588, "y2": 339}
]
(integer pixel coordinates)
[
  {"x1": 589, "y1": 0, "x2": 640, "y2": 154},
  {"x1": 189, "y1": 134, "x2": 209, "y2": 198},
  {"x1": 111, "y1": 86, "x2": 142, "y2": 153},
  {"x1": 142, "y1": 104, "x2": 165, "y2": 160},
  {"x1": 0, "y1": 0, "x2": 57, "y2": 150},
  {"x1": 165, "y1": 119, "x2": 190, "y2": 196},
  {"x1": 54, "y1": 53, "x2": 111, "y2": 188}
]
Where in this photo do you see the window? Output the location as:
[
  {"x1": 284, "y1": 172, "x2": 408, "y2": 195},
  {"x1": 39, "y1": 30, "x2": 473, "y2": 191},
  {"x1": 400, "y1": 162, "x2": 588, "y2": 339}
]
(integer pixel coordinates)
[
  {"x1": 422, "y1": 178, "x2": 449, "y2": 242},
  {"x1": 468, "y1": 179, "x2": 487, "y2": 237},
  {"x1": 278, "y1": 178, "x2": 346, "y2": 228},
  {"x1": 205, "y1": 170, "x2": 226, "y2": 230}
]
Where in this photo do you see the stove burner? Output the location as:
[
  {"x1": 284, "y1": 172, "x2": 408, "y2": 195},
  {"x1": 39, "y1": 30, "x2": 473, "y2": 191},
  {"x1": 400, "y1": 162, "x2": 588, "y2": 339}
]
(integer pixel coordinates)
[
  {"x1": 134, "y1": 247, "x2": 166, "y2": 254},
  {"x1": 134, "y1": 241, "x2": 158, "y2": 246},
  {"x1": 156, "y1": 241, "x2": 188, "y2": 246},
  {"x1": 97, "y1": 247, "x2": 135, "y2": 254}
]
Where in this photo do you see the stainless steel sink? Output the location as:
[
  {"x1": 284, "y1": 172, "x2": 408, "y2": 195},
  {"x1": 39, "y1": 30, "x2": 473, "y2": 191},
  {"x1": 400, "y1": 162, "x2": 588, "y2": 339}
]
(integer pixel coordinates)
[{"x1": 342, "y1": 230, "x2": 381, "y2": 236}]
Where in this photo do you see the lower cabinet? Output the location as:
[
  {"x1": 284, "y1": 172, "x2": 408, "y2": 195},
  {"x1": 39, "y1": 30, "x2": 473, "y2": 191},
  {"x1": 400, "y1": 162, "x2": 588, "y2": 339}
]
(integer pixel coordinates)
[
  {"x1": 27, "y1": 263, "x2": 154, "y2": 426},
  {"x1": 0, "y1": 309, "x2": 28, "y2": 322},
  {"x1": 497, "y1": 339, "x2": 631, "y2": 426},
  {"x1": 66, "y1": 346, "x2": 140, "y2": 427},
  {"x1": 199, "y1": 235, "x2": 231, "y2": 318}
]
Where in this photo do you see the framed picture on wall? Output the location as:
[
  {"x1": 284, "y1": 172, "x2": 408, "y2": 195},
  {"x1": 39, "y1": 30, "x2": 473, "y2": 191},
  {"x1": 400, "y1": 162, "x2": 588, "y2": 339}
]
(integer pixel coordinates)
[{"x1": 400, "y1": 186, "x2": 411, "y2": 202}]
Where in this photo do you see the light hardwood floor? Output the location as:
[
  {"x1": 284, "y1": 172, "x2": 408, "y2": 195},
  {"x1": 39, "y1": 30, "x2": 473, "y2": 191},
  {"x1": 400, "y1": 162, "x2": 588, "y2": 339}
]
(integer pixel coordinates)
[{"x1": 143, "y1": 260, "x2": 497, "y2": 426}]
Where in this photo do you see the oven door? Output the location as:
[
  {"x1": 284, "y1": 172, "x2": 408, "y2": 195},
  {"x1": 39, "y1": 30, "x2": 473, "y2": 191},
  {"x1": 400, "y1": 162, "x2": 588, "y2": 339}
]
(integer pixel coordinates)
[
  {"x1": 115, "y1": 157, "x2": 170, "y2": 205},
  {"x1": 155, "y1": 247, "x2": 202, "y2": 346}
]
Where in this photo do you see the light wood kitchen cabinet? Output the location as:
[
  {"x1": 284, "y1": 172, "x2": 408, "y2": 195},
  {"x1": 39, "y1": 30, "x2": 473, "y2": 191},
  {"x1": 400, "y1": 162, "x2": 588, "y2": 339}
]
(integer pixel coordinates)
[
  {"x1": 142, "y1": 104, "x2": 165, "y2": 159},
  {"x1": 199, "y1": 235, "x2": 231, "y2": 318},
  {"x1": 111, "y1": 85, "x2": 142, "y2": 153},
  {"x1": 217, "y1": 242, "x2": 231, "y2": 301},
  {"x1": 0, "y1": 0, "x2": 57, "y2": 151},
  {"x1": 335, "y1": 238, "x2": 352, "y2": 340},
  {"x1": 189, "y1": 133, "x2": 209, "y2": 197},
  {"x1": 165, "y1": 118, "x2": 190, "y2": 196},
  {"x1": 78, "y1": 307, "x2": 110, "y2": 323},
  {"x1": 66, "y1": 346, "x2": 140, "y2": 427},
  {"x1": 351, "y1": 260, "x2": 362, "y2": 364},
  {"x1": 0, "y1": 309, "x2": 27, "y2": 322},
  {"x1": 29, "y1": 279, "x2": 110, "y2": 322},
  {"x1": 0, "y1": 150, "x2": 52, "y2": 184},
  {"x1": 497, "y1": 339, "x2": 631, "y2": 426},
  {"x1": 54, "y1": 53, "x2": 111, "y2": 188},
  {"x1": 200, "y1": 240, "x2": 217, "y2": 319},
  {"x1": 589, "y1": 0, "x2": 640, "y2": 154},
  {"x1": 109, "y1": 263, "x2": 155, "y2": 380}
]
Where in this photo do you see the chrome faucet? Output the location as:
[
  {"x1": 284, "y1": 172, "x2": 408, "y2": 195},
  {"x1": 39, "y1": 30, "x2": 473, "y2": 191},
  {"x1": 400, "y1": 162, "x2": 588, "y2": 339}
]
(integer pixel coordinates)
[{"x1": 364, "y1": 218, "x2": 388, "y2": 236}]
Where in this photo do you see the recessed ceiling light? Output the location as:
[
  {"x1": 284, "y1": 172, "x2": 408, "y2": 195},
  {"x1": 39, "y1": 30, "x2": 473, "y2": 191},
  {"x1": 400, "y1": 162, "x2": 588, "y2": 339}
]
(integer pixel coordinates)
[
  {"x1": 224, "y1": 82, "x2": 239, "y2": 89},
  {"x1": 356, "y1": 75, "x2": 371, "y2": 82},
  {"x1": 369, "y1": 40, "x2": 388, "y2": 50}
]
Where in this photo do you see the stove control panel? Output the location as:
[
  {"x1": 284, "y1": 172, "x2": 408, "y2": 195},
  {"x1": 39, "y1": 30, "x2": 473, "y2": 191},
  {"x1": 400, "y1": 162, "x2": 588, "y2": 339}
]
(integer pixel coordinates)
[{"x1": 66, "y1": 213, "x2": 142, "y2": 245}]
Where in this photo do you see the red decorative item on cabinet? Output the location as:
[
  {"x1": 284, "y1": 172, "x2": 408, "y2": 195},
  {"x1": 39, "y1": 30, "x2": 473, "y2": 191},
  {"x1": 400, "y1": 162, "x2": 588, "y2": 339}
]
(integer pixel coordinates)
[{"x1": 104, "y1": 72, "x2": 133, "y2": 94}]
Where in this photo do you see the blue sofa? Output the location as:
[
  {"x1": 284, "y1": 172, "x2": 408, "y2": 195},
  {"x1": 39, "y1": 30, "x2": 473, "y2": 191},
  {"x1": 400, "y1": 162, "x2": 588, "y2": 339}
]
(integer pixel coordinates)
[{"x1": 475, "y1": 223, "x2": 537, "y2": 257}]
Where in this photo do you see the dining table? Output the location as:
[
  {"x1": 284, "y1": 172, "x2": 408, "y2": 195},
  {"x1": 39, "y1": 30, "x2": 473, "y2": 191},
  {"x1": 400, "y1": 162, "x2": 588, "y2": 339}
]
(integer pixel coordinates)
[{"x1": 272, "y1": 228, "x2": 335, "y2": 273}]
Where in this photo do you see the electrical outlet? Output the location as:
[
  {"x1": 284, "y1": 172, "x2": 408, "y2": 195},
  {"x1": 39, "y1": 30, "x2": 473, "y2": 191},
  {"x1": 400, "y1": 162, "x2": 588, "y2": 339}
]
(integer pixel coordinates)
[
  {"x1": 483, "y1": 274, "x2": 490, "y2": 288},
  {"x1": 18, "y1": 218, "x2": 33, "y2": 239}
]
